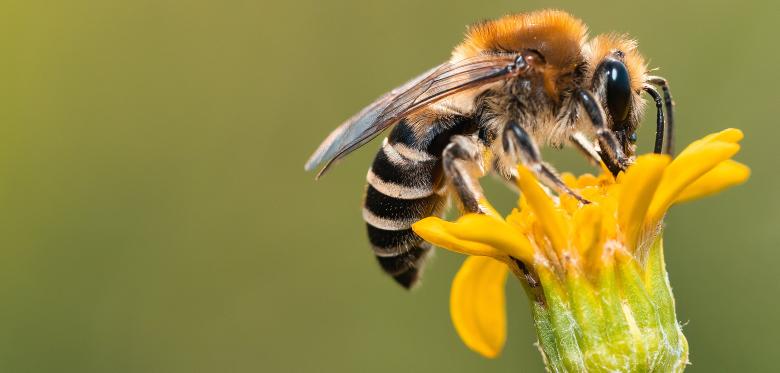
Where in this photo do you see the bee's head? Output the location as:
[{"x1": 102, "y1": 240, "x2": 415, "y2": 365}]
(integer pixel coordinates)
[{"x1": 586, "y1": 34, "x2": 648, "y2": 156}]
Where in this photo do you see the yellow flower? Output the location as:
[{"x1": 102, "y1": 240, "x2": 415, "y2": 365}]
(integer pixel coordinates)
[{"x1": 412, "y1": 129, "x2": 749, "y2": 371}]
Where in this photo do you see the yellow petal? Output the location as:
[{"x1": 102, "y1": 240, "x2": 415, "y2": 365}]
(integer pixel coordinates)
[
  {"x1": 705, "y1": 128, "x2": 744, "y2": 143},
  {"x1": 412, "y1": 217, "x2": 505, "y2": 258},
  {"x1": 561, "y1": 172, "x2": 578, "y2": 187},
  {"x1": 506, "y1": 208, "x2": 532, "y2": 232},
  {"x1": 516, "y1": 166, "x2": 569, "y2": 255},
  {"x1": 645, "y1": 141, "x2": 740, "y2": 225},
  {"x1": 576, "y1": 173, "x2": 599, "y2": 188},
  {"x1": 617, "y1": 154, "x2": 671, "y2": 249},
  {"x1": 450, "y1": 256, "x2": 509, "y2": 358},
  {"x1": 675, "y1": 160, "x2": 750, "y2": 204},
  {"x1": 447, "y1": 214, "x2": 537, "y2": 264},
  {"x1": 600, "y1": 195, "x2": 619, "y2": 242},
  {"x1": 572, "y1": 203, "x2": 602, "y2": 258},
  {"x1": 679, "y1": 128, "x2": 743, "y2": 157}
]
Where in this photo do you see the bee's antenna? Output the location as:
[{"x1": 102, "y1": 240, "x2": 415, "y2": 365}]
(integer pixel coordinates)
[
  {"x1": 647, "y1": 76, "x2": 674, "y2": 155},
  {"x1": 643, "y1": 84, "x2": 665, "y2": 154}
]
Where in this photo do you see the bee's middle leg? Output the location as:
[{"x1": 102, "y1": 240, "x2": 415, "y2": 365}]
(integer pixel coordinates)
[
  {"x1": 503, "y1": 121, "x2": 589, "y2": 204},
  {"x1": 442, "y1": 135, "x2": 489, "y2": 214},
  {"x1": 444, "y1": 134, "x2": 548, "y2": 302}
]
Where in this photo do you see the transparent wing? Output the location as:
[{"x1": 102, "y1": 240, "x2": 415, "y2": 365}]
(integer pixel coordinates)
[{"x1": 305, "y1": 54, "x2": 520, "y2": 177}]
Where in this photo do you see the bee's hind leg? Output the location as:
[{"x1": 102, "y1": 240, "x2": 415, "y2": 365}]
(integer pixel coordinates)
[
  {"x1": 503, "y1": 121, "x2": 590, "y2": 204},
  {"x1": 442, "y1": 135, "x2": 490, "y2": 214}
]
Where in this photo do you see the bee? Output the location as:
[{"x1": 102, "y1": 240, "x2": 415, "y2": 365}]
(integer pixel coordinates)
[{"x1": 305, "y1": 10, "x2": 674, "y2": 288}]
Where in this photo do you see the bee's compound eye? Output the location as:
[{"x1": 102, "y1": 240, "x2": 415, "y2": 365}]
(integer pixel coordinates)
[
  {"x1": 602, "y1": 59, "x2": 631, "y2": 125},
  {"x1": 629, "y1": 132, "x2": 638, "y2": 143}
]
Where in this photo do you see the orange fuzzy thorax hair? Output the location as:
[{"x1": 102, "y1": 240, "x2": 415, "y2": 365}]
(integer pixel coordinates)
[{"x1": 453, "y1": 10, "x2": 588, "y2": 68}]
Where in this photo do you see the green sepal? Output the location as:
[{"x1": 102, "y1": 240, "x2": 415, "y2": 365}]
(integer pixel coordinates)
[
  {"x1": 523, "y1": 238, "x2": 689, "y2": 372},
  {"x1": 538, "y1": 266, "x2": 586, "y2": 372}
]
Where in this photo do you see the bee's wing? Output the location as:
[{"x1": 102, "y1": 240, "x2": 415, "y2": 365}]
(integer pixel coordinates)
[{"x1": 305, "y1": 54, "x2": 519, "y2": 177}]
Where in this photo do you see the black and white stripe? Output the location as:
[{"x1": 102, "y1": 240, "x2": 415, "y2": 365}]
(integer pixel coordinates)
[{"x1": 363, "y1": 116, "x2": 476, "y2": 288}]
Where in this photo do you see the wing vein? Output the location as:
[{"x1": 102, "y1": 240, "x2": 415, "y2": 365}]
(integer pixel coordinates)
[{"x1": 306, "y1": 54, "x2": 520, "y2": 177}]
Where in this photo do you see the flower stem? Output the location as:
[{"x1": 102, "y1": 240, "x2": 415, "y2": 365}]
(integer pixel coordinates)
[{"x1": 524, "y1": 237, "x2": 689, "y2": 372}]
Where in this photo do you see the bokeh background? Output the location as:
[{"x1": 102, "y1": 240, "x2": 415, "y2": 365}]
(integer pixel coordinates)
[{"x1": 1, "y1": 0, "x2": 777, "y2": 371}]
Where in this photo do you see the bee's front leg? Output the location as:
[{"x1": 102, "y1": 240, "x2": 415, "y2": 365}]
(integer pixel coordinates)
[
  {"x1": 576, "y1": 89, "x2": 632, "y2": 176},
  {"x1": 570, "y1": 132, "x2": 603, "y2": 166},
  {"x1": 442, "y1": 135, "x2": 489, "y2": 214},
  {"x1": 502, "y1": 121, "x2": 590, "y2": 204}
]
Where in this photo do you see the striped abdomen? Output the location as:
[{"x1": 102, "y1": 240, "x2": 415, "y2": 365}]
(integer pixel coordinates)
[{"x1": 364, "y1": 116, "x2": 476, "y2": 288}]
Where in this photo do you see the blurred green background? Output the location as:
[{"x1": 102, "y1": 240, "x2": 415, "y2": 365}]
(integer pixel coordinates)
[{"x1": 0, "y1": 0, "x2": 777, "y2": 372}]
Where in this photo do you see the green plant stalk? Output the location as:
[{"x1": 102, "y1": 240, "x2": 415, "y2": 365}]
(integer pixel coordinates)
[{"x1": 524, "y1": 236, "x2": 689, "y2": 372}]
